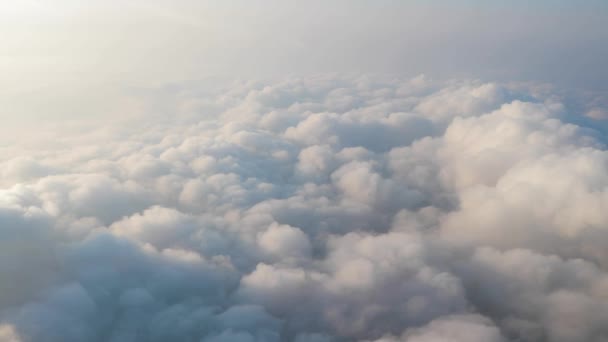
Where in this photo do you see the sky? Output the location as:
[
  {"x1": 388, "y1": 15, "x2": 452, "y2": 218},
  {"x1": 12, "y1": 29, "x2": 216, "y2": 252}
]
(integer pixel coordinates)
[
  {"x1": 2, "y1": 2, "x2": 608, "y2": 342},
  {"x1": 1, "y1": 1, "x2": 607, "y2": 122},
  {"x1": 3, "y1": 1, "x2": 608, "y2": 83}
]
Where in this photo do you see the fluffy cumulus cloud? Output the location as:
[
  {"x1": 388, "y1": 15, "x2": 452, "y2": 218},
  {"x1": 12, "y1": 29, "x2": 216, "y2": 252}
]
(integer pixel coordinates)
[{"x1": 1, "y1": 74, "x2": 608, "y2": 342}]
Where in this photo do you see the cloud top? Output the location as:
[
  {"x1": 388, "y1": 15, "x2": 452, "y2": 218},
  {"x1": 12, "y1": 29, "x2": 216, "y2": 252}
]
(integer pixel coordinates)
[{"x1": 1, "y1": 74, "x2": 608, "y2": 341}]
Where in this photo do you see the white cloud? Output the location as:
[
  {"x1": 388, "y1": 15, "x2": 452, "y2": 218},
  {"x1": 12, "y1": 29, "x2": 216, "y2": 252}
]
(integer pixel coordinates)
[
  {"x1": 1, "y1": 74, "x2": 608, "y2": 341},
  {"x1": 377, "y1": 314, "x2": 506, "y2": 342}
]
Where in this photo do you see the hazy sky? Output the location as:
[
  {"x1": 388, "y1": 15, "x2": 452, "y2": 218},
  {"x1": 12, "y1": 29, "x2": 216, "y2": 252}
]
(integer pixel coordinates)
[{"x1": 2, "y1": 1, "x2": 607, "y2": 92}]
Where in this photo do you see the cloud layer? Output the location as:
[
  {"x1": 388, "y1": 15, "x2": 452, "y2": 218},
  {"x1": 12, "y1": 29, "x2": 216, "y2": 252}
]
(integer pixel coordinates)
[{"x1": 1, "y1": 74, "x2": 608, "y2": 342}]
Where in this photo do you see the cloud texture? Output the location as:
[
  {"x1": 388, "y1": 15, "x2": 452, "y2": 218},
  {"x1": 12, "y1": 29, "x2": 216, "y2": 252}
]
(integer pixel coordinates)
[{"x1": 1, "y1": 74, "x2": 608, "y2": 341}]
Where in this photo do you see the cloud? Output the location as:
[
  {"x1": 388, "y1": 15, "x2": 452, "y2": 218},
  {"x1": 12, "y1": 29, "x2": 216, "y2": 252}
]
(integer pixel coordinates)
[
  {"x1": 1, "y1": 74, "x2": 608, "y2": 341},
  {"x1": 373, "y1": 314, "x2": 506, "y2": 342}
]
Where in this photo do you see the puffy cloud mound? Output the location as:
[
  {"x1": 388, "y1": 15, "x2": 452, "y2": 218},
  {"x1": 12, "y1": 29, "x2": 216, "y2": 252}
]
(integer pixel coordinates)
[{"x1": 1, "y1": 74, "x2": 608, "y2": 342}]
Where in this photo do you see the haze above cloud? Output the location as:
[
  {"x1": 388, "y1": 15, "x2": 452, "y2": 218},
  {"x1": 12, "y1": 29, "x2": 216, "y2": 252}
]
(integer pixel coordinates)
[{"x1": 1, "y1": 1, "x2": 607, "y2": 122}]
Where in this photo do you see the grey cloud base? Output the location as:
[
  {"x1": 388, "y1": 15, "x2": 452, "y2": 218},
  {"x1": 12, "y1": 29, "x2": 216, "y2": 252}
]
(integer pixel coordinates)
[{"x1": 1, "y1": 75, "x2": 608, "y2": 342}]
